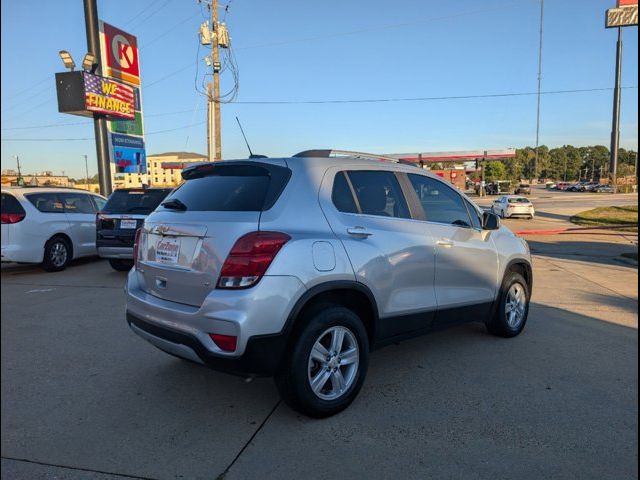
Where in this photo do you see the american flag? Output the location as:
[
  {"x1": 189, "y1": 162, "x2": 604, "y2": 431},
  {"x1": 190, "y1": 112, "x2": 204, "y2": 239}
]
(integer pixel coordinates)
[{"x1": 84, "y1": 73, "x2": 135, "y2": 120}]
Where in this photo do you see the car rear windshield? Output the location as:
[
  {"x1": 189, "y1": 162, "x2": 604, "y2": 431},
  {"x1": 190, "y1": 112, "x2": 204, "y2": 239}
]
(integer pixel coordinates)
[
  {"x1": 508, "y1": 197, "x2": 531, "y2": 204},
  {"x1": 163, "y1": 163, "x2": 290, "y2": 212},
  {"x1": 102, "y1": 189, "x2": 172, "y2": 214}
]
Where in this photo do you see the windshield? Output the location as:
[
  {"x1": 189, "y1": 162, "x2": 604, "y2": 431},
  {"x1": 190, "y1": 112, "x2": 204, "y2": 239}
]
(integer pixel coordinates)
[
  {"x1": 508, "y1": 197, "x2": 531, "y2": 204},
  {"x1": 102, "y1": 189, "x2": 172, "y2": 214}
]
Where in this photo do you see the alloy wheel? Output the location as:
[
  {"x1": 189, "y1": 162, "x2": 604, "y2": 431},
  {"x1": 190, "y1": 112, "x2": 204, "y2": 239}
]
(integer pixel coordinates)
[
  {"x1": 307, "y1": 326, "x2": 359, "y2": 401},
  {"x1": 50, "y1": 242, "x2": 68, "y2": 268},
  {"x1": 505, "y1": 282, "x2": 527, "y2": 328}
]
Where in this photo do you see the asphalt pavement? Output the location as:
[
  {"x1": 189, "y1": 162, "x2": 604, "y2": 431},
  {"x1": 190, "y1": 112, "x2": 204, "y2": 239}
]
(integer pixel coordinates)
[{"x1": 1, "y1": 191, "x2": 638, "y2": 480}]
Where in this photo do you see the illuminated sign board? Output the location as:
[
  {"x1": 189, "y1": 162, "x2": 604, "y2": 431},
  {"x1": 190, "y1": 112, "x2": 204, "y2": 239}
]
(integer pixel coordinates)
[
  {"x1": 100, "y1": 22, "x2": 141, "y2": 86},
  {"x1": 84, "y1": 73, "x2": 134, "y2": 119},
  {"x1": 99, "y1": 22, "x2": 147, "y2": 182},
  {"x1": 55, "y1": 71, "x2": 135, "y2": 120}
]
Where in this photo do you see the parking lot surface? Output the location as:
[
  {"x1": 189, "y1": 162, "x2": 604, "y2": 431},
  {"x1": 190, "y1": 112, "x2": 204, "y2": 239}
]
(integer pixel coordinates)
[{"x1": 2, "y1": 193, "x2": 638, "y2": 480}]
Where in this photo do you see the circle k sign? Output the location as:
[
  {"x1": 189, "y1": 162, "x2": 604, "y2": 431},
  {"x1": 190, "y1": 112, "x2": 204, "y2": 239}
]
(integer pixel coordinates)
[{"x1": 101, "y1": 22, "x2": 140, "y2": 82}]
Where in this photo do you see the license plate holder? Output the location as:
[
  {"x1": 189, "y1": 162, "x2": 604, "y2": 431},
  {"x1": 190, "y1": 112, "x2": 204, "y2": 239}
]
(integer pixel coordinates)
[
  {"x1": 120, "y1": 219, "x2": 137, "y2": 229},
  {"x1": 156, "y1": 237, "x2": 180, "y2": 264}
]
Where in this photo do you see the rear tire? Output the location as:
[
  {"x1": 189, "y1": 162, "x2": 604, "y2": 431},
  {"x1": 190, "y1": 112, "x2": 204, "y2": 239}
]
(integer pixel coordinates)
[
  {"x1": 109, "y1": 259, "x2": 134, "y2": 272},
  {"x1": 486, "y1": 271, "x2": 530, "y2": 338},
  {"x1": 275, "y1": 305, "x2": 369, "y2": 418},
  {"x1": 42, "y1": 236, "x2": 71, "y2": 272}
]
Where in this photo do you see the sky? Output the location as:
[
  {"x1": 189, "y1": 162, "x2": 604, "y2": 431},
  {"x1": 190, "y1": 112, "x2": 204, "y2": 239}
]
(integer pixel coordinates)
[{"x1": 1, "y1": 0, "x2": 638, "y2": 179}]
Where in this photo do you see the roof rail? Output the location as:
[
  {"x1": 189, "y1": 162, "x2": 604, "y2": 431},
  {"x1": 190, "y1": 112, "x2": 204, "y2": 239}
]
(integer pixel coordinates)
[{"x1": 293, "y1": 149, "x2": 399, "y2": 162}]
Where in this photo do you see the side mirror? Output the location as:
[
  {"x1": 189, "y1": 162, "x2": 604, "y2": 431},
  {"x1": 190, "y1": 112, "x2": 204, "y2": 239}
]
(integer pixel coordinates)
[{"x1": 482, "y1": 211, "x2": 500, "y2": 230}]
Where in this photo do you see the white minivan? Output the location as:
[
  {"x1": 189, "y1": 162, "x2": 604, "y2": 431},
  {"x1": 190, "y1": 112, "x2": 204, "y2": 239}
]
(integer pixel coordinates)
[{"x1": 1, "y1": 187, "x2": 107, "y2": 271}]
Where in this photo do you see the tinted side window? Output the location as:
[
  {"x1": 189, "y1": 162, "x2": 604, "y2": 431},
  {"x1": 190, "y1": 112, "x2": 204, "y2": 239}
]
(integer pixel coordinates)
[
  {"x1": 347, "y1": 171, "x2": 410, "y2": 219},
  {"x1": 1, "y1": 193, "x2": 25, "y2": 215},
  {"x1": 92, "y1": 196, "x2": 107, "y2": 211},
  {"x1": 26, "y1": 193, "x2": 65, "y2": 213},
  {"x1": 62, "y1": 193, "x2": 97, "y2": 214},
  {"x1": 331, "y1": 172, "x2": 358, "y2": 213},
  {"x1": 408, "y1": 174, "x2": 472, "y2": 227},
  {"x1": 464, "y1": 198, "x2": 482, "y2": 229}
]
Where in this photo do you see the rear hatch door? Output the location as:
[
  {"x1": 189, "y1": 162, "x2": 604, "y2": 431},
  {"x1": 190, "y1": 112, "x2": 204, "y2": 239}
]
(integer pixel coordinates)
[{"x1": 136, "y1": 161, "x2": 290, "y2": 307}]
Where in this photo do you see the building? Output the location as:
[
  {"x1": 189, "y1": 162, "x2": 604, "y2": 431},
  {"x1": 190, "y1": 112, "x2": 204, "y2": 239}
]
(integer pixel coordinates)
[
  {"x1": 1, "y1": 171, "x2": 71, "y2": 187},
  {"x1": 116, "y1": 152, "x2": 208, "y2": 188}
]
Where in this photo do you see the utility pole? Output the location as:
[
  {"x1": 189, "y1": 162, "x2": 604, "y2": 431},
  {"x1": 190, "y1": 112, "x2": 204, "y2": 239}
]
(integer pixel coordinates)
[
  {"x1": 533, "y1": 0, "x2": 545, "y2": 184},
  {"x1": 481, "y1": 151, "x2": 487, "y2": 197},
  {"x1": 83, "y1": 0, "x2": 112, "y2": 196},
  {"x1": 591, "y1": 155, "x2": 596, "y2": 182},
  {"x1": 609, "y1": 27, "x2": 623, "y2": 194},
  {"x1": 83, "y1": 155, "x2": 90, "y2": 190},
  {"x1": 203, "y1": 0, "x2": 222, "y2": 161}
]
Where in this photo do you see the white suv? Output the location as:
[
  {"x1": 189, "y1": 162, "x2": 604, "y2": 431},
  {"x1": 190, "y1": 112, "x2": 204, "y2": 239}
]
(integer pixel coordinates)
[
  {"x1": 126, "y1": 151, "x2": 533, "y2": 417},
  {"x1": 1, "y1": 187, "x2": 107, "y2": 271}
]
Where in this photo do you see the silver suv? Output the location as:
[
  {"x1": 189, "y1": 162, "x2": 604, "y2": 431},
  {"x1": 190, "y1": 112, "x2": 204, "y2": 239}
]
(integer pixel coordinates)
[{"x1": 126, "y1": 151, "x2": 532, "y2": 417}]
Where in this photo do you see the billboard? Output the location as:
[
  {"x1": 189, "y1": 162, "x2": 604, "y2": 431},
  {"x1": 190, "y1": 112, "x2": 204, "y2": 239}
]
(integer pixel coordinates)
[
  {"x1": 84, "y1": 73, "x2": 135, "y2": 119},
  {"x1": 99, "y1": 21, "x2": 146, "y2": 182},
  {"x1": 101, "y1": 22, "x2": 141, "y2": 85},
  {"x1": 606, "y1": 0, "x2": 638, "y2": 27},
  {"x1": 55, "y1": 71, "x2": 135, "y2": 120}
]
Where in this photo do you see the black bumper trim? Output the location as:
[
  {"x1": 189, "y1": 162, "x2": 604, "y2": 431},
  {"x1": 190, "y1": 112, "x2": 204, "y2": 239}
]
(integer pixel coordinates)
[{"x1": 127, "y1": 312, "x2": 287, "y2": 377}]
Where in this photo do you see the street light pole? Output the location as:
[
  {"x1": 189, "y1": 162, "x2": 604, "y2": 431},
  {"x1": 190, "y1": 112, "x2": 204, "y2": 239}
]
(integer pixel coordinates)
[
  {"x1": 533, "y1": 0, "x2": 545, "y2": 184},
  {"x1": 609, "y1": 26, "x2": 623, "y2": 194},
  {"x1": 83, "y1": 155, "x2": 89, "y2": 191}
]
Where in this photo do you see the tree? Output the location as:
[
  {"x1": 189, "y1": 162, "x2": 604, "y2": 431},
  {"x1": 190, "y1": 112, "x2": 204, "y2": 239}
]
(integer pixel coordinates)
[{"x1": 484, "y1": 161, "x2": 507, "y2": 182}]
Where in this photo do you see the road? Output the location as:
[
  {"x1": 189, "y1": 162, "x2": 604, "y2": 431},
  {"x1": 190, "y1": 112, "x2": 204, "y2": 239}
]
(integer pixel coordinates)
[{"x1": 1, "y1": 191, "x2": 638, "y2": 480}]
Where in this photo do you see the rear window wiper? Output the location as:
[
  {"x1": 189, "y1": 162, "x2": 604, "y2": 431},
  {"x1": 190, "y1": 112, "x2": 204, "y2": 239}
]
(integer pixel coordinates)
[{"x1": 161, "y1": 198, "x2": 188, "y2": 211}]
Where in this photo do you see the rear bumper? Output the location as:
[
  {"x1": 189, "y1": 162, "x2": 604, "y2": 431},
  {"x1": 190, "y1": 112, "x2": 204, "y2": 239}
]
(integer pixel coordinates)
[
  {"x1": 98, "y1": 246, "x2": 133, "y2": 259},
  {"x1": 125, "y1": 268, "x2": 306, "y2": 376},
  {"x1": 1, "y1": 244, "x2": 43, "y2": 263},
  {"x1": 127, "y1": 312, "x2": 287, "y2": 377}
]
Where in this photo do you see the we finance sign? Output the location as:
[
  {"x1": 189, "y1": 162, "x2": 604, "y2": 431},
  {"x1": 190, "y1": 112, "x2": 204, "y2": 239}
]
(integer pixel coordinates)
[{"x1": 83, "y1": 73, "x2": 135, "y2": 120}]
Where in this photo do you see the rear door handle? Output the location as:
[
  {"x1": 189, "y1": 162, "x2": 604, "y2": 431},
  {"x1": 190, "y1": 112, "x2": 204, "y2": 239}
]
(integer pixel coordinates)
[
  {"x1": 437, "y1": 239, "x2": 454, "y2": 247},
  {"x1": 347, "y1": 226, "x2": 373, "y2": 238}
]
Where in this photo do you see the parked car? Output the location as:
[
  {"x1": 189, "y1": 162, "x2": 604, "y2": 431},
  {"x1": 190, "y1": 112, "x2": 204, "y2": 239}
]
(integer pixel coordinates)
[
  {"x1": 97, "y1": 188, "x2": 173, "y2": 271},
  {"x1": 554, "y1": 182, "x2": 570, "y2": 191},
  {"x1": 125, "y1": 152, "x2": 533, "y2": 417},
  {"x1": 491, "y1": 195, "x2": 535, "y2": 219},
  {"x1": 515, "y1": 183, "x2": 532, "y2": 195},
  {"x1": 593, "y1": 184, "x2": 614, "y2": 193},
  {"x1": 1, "y1": 187, "x2": 107, "y2": 271},
  {"x1": 545, "y1": 182, "x2": 556, "y2": 189},
  {"x1": 485, "y1": 180, "x2": 512, "y2": 195}
]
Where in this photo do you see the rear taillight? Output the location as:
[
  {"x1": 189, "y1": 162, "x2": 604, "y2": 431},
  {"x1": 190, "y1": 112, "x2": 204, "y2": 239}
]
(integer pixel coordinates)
[
  {"x1": 217, "y1": 231, "x2": 290, "y2": 289},
  {"x1": 1, "y1": 212, "x2": 25, "y2": 224},
  {"x1": 133, "y1": 228, "x2": 142, "y2": 266}
]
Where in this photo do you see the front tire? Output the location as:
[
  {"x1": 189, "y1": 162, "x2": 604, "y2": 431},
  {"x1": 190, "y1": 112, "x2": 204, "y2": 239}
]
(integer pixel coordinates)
[
  {"x1": 486, "y1": 271, "x2": 530, "y2": 338},
  {"x1": 109, "y1": 259, "x2": 134, "y2": 271},
  {"x1": 42, "y1": 236, "x2": 71, "y2": 272},
  {"x1": 275, "y1": 306, "x2": 369, "y2": 418}
]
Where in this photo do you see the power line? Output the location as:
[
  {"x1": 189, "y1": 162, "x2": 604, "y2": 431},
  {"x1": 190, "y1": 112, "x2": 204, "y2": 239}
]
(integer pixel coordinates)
[
  {"x1": 228, "y1": 86, "x2": 639, "y2": 105},
  {"x1": 1, "y1": 108, "x2": 197, "y2": 131},
  {"x1": 123, "y1": 0, "x2": 163, "y2": 27},
  {"x1": 0, "y1": 76, "x2": 51, "y2": 101},
  {"x1": 2, "y1": 86, "x2": 636, "y2": 141},
  {"x1": 139, "y1": 12, "x2": 200, "y2": 50},
  {"x1": 235, "y1": 0, "x2": 530, "y2": 51}
]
